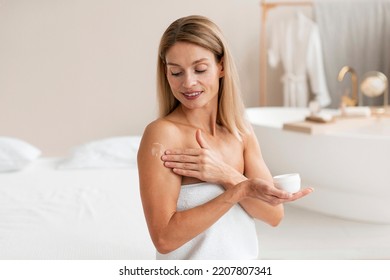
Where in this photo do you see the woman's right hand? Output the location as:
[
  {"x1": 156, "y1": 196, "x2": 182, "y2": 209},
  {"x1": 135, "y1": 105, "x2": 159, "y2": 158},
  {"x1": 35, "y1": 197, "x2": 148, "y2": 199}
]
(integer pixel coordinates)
[
  {"x1": 240, "y1": 178, "x2": 314, "y2": 206},
  {"x1": 161, "y1": 129, "x2": 242, "y2": 186}
]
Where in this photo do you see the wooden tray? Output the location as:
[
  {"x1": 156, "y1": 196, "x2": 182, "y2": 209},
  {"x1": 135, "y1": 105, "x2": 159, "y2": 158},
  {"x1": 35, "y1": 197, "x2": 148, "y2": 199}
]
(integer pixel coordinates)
[
  {"x1": 283, "y1": 116, "x2": 381, "y2": 135},
  {"x1": 282, "y1": 121, "x2": 334, "y2": 134}
]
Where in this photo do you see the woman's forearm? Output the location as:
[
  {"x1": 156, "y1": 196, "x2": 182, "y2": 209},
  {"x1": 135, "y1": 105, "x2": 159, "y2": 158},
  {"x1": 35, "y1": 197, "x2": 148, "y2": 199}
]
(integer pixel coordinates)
[
  {"x1": 152, "y1": 185, "x2": 245, "y2": 254},
  {"x1": 221, "y1": 174, "x2": 284, "y2": 226}
]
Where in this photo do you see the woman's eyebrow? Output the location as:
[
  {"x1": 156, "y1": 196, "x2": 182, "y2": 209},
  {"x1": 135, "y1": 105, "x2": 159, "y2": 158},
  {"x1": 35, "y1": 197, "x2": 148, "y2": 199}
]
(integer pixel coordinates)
[
  {"x1": 192, "y1": 58, "x2": 209, "y2": 64},
  {"x1": 166, "y1": 58, "x2": 209, "y2": 67}
]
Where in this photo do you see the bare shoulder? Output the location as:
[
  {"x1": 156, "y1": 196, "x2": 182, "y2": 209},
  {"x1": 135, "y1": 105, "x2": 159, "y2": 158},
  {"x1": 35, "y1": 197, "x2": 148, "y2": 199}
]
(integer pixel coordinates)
[
  {"x1": 143, "y1": 118, "x2": 180, "y2": 138},
  {"x1": 140, "y1": 118, "x2": 182, "y2": 149},
  {"x1": 241, "y1": 120, "x2": 258, "y2": 148},
  {"x1": 137, "y1": 118, "x2": 183, "y2": 167},
  {"x1": 241, "y1": 119, "x2": 272, "y2": 180},
  {"x1": 137, "y1": 118, "x2": 183, "y2": 195}
]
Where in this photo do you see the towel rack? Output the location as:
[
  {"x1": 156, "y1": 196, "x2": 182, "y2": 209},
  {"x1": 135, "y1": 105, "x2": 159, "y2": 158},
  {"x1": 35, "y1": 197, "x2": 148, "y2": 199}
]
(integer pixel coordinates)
[{"x1": 259, "y1": 0, "x2": 312, "y2": 106}]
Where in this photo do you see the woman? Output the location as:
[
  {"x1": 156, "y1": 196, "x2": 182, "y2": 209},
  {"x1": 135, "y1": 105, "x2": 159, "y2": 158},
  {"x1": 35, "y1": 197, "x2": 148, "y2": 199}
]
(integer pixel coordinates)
[{"x1": 137, "y1": 15, "x2": 313, "y2": 260}]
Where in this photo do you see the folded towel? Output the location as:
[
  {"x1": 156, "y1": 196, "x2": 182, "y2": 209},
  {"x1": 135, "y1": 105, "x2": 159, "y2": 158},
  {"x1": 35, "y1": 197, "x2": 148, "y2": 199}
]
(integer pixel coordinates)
[{"x1": 342, "y1": 106, "x2": 371, "y2": 118}]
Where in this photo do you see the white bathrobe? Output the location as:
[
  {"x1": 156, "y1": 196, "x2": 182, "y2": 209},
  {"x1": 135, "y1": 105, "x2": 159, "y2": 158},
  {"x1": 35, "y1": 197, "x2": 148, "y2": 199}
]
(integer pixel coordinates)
[{"x1": 268, "y1": 12, "x2": 331, "y2": 108}]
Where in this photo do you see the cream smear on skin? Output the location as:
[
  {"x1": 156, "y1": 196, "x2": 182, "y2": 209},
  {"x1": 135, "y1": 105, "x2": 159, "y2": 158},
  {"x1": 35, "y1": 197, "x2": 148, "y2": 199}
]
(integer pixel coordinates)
[{"x1": 151, "y1": 143, "x2": 165, "y2": 158}]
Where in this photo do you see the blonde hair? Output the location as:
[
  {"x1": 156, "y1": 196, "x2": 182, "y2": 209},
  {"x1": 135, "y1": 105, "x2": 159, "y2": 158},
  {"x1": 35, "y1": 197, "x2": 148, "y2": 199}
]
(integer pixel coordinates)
[{"x1": 157, "y1": 15, "x2": 249, "y2": 139}]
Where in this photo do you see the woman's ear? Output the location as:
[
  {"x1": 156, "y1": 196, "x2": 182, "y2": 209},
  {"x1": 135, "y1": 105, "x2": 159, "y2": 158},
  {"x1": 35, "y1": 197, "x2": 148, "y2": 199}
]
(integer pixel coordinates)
[{"x1": 219, "y1": 57, "x2": 225, "y2": 78}]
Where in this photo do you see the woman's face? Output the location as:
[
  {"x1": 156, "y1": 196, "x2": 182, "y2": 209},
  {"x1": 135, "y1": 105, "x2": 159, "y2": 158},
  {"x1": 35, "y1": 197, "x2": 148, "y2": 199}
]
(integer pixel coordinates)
[{"x1": 165, "y1": 42, "x2": 224, "y2": 110}]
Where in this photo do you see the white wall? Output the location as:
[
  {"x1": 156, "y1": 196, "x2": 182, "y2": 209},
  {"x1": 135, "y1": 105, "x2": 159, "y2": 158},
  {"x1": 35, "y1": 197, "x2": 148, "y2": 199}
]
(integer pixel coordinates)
[{"x1": 0, "y1": 0, "x2": 262, "y2": 156}]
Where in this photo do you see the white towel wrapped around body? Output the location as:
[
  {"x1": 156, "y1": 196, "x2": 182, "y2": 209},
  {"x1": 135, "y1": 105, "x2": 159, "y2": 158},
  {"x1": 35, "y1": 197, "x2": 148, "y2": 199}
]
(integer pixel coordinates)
[{"x1": 156, "y1": 183, "x2": 258, "y2": 260}]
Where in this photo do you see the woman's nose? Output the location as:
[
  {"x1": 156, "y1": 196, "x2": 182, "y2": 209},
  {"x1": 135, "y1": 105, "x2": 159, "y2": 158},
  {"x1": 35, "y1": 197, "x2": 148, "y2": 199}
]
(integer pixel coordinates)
[{"x1": 182, "y1": 72, "x2": 197, "y2": 88}]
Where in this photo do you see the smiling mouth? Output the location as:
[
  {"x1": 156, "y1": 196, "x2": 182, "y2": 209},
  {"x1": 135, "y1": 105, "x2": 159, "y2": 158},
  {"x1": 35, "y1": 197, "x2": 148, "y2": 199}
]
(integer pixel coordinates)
[{"x1": 182, "y1": 91, "x2": 203, "y2": 99}]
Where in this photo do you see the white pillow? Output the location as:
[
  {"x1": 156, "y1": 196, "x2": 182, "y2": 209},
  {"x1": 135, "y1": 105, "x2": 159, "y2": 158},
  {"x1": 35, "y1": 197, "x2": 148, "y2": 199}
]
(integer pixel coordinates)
[
  {"x1": 0, "y1": 137, "x2": 42, "y2": 172},
  {"x1": 57, "y1": 136, "x2": 142, "y2": 169}
]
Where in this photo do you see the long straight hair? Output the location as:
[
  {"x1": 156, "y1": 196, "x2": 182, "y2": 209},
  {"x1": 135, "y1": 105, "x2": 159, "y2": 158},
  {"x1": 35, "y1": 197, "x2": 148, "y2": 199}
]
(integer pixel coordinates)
[{"x1": 157, "y1": 15, "x2": 249, "y2": 139}]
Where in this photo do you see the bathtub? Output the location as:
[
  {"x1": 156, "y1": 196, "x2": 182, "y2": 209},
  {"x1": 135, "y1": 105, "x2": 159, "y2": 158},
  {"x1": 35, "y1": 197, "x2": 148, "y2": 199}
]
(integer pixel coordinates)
[{"x1": 246, "y1": 107, "x2": 390, "y2": 224}]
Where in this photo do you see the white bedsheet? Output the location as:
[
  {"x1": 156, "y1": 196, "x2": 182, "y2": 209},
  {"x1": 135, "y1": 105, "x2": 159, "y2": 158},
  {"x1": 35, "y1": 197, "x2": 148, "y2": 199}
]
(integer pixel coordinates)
[{"x1": 0, "y1": 158, "x2": 155, "y2": 260}]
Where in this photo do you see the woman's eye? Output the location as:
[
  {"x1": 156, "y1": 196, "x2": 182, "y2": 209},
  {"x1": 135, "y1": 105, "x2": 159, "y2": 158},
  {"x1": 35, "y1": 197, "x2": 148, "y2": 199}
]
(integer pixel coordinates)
[
  {"x1": 195, "y1": 69, "x2": 207, "y2": 74},
  {"x1": 171, "y1": 72, "x2": 182, "y2": 76}
]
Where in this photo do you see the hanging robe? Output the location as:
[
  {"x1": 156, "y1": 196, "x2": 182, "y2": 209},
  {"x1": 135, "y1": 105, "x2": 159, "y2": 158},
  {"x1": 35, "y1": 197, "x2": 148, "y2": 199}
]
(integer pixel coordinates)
[{"x1": 268, "y1": 12, "x2": 331, "y2": 108}]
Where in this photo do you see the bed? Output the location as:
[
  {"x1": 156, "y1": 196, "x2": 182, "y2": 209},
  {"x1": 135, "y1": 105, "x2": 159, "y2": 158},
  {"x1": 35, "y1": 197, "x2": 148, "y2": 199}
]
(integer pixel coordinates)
[{"x1": 0, "y1": 136, "x2": 155, "y2": 260}]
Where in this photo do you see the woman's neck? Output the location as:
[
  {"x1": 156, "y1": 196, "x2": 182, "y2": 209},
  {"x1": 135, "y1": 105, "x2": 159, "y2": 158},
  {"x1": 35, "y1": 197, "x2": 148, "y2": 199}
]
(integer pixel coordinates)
[{"x1": 178, "y1": 104, "x2": 218, "y2": 136}]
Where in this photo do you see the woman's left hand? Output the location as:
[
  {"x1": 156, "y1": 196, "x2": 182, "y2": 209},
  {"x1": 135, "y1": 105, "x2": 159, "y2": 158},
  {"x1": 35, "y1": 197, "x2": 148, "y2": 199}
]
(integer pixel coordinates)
[{"x1": 161, "y1": 129, "x2": 240, "y2": 185}]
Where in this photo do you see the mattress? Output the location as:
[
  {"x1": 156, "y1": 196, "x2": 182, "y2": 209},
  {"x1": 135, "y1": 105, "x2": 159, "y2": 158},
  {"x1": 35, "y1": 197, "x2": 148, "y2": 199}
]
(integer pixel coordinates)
[{"x1": 0, "y1": 158, "x2": 155, "y2": 260}]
